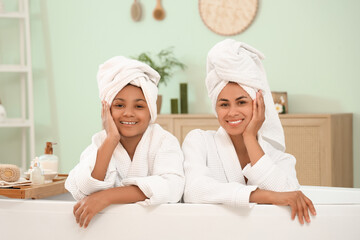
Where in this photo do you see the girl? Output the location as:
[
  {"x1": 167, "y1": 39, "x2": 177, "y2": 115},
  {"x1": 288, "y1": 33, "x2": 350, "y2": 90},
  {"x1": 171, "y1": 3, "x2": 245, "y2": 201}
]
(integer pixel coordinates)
[
  {"x1": 182, "y1": 39, "x2": 316, "y2": 224},
  {"x1": 65, "y1": 56, "x2": 185, "y2": 228}
]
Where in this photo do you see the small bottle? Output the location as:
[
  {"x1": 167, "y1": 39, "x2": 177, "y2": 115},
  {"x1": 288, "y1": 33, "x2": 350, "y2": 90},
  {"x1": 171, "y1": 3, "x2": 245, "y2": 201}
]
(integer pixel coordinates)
[
  {"x1": 38, "y1": 142, "x2": 58, "y2": 172},
  {"x1": 30, "y1": 158, "x2": 44, "y2": 185},
  {"x1": 0, "y1": 98, "x2": 7, "y2": 122}
]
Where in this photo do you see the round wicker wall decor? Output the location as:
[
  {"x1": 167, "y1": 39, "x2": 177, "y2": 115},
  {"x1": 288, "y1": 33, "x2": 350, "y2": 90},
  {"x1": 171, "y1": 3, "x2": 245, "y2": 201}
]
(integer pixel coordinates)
[{"x1": 199, "y1": 0, "x2": 258, "y2": 36}]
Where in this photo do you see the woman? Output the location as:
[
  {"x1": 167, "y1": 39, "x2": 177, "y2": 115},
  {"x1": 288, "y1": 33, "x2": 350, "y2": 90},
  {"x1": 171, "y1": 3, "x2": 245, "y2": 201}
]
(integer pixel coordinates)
[
  {"x1": 182, "y1": 39, "x2": 316, "y2": 224},
  {"x1": 65, "y1": 56, "x2": 184, "y2": 228}
]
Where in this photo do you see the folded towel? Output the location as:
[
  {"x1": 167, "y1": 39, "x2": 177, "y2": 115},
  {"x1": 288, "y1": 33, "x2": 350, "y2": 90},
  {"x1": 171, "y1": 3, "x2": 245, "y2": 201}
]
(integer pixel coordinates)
[
  {"x1": 0, "y1": 178, "x2": 31, "y2": 188},
  {"x1": 97, "y1": 56, "x2": 160, "y2": 123},
  {"x1": 0, "y1": 164, "x2": 20, "y2": 182},
  {"x1": 206, "y1": 39, "x2": 285, "y2": 152}
]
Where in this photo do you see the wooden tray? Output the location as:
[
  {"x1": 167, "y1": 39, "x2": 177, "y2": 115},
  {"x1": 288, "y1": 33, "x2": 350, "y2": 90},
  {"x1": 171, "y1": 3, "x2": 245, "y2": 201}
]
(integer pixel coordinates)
[{"x1": 0, "y1": 174, "x2": 68, "y2": 199}]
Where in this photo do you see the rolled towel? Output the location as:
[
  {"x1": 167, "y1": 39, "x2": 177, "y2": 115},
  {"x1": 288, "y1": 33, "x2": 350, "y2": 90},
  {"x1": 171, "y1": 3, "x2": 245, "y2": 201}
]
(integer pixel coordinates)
[
  {"x1": 206, "y1": 39, "x2": 285, "y2": 152},
  {"x1": 0, "y1": 164, "x2": 21, "y2": 182},
  {"x1": 97, "y1": 56, "x2": 160, "y2": 123}
]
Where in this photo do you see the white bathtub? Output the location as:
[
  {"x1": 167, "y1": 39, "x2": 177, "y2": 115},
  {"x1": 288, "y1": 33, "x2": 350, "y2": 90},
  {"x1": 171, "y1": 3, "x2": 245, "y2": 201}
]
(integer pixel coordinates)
[{"x1": 1, "y1": 186, "x2": 360, "y2": 240}]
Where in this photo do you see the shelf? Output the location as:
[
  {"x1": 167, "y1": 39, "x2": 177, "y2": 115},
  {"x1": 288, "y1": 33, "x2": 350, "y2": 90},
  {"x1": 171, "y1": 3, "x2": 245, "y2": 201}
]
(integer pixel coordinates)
[
  {"x1": 0, "y1": 12, "x2": 25, "y2": 19},
  {"x1": 0, "y1": 119, "x2": 31, "y2": 128},
  {"x1": 0, "y1": 65, "x2": 29, "y2": 73}
]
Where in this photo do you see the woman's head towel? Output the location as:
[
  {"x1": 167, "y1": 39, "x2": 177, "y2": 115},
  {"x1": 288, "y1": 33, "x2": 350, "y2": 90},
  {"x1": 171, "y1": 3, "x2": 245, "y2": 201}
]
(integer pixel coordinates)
[
  {"x1": 97, "y1": 56, "x2": 160, "y2": 123},
  {"x1": 206, "y1": 39, "x2": 285, "y2": 152}
]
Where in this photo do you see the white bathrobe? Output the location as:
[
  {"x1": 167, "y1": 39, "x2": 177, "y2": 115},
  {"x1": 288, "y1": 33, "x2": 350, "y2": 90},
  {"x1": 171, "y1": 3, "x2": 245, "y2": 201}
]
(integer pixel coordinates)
[
  {"x1": 65, "y1": 124, "x2": 185, "y2": 205},
  {"x1": 182, "y1": 127, "x2": 300, "y2": 207}
]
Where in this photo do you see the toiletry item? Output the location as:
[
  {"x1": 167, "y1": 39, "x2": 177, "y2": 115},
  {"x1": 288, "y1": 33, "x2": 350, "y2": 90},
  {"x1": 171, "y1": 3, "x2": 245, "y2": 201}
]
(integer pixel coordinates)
[
  {"x1": 0, "y1": 98, "x2": 7, "y2": 122},
  {"x1": 0, "y1": 164, "x2": 20, "y2": 182},
  {"x1": 38, "y1": 142, "x2": 58, "y2": 172},
  {"x1": 30, "y1": 158, "x2": 44, "y2": 185}
]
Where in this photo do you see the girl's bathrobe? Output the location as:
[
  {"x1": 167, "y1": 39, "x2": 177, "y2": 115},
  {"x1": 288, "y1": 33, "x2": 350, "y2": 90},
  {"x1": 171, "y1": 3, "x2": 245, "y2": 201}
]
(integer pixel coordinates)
[
  {"x1": 65, "y1": 123, "x2": 185, "y2": 205},
  {"x1": 182, "y1": 127, "x2": 300, "y2": 207}
]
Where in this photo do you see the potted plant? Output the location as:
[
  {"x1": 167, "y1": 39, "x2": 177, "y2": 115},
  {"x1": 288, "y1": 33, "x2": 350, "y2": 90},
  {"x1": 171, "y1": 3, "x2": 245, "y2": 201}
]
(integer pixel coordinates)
[{"x1": 133, "y1": 47, "x2": 186, "y2": 113}]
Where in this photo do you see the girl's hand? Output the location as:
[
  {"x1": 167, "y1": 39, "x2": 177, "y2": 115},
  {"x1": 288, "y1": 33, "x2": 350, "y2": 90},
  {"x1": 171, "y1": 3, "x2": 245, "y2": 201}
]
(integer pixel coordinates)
[
  {"x1": 271, "y1": 191, "x2": 316, "y2": 224},
  {"x1": 243, "y1": 90, "x2": 265, "y2": 139},
  {"x1": 73, "y1": 191, "x2": 110, "y2": 228},
  {"x1": 101, "y1": 101, "x2": 120, "y2": 142}
]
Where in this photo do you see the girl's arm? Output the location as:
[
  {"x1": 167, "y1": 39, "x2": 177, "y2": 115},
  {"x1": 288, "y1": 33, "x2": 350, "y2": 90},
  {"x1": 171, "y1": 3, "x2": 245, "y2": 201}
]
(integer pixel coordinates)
[
  {"x1": 74, "y1": 185, "x2": 147, "y2": 228},
  {"x1": 91, "y1": 101, "x2": 121, "y2": 181}
]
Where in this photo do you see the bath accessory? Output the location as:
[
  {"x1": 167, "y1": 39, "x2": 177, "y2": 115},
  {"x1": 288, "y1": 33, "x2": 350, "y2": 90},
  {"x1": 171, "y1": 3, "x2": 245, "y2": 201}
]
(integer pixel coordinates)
[
  {"x1": 0, "y1": 164, "x2": 20, "y2": 182},
  {"x1": 153, "y1": 0, "x2": 165, "y2": 20},
  {"x1": 180, "y1": 83, "x2": 188, "y2": 113},
  {"x1": 171, "y1": 98, "x2": 179, "y2": 114},
  {"x1": 38, "y1": 142, "x2": 58, "y2": 172},
  {"x1": 30, "y1": 158, "x2": 44, "y2": 185},
  {"x1": 0, "y1": 98, "x2": 7, "y2": 122},
  {"x1": 0, "y1": 174, "x2": 67, "y2": 198},
  {"x1": 131, "y1": 0, "x2": 142, "y2": 22}
]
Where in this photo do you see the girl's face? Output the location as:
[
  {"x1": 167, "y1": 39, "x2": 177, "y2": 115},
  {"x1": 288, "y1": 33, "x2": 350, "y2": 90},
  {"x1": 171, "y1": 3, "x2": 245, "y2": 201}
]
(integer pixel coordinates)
[
  {"x1": 111, "y1": 85, "x2": 151, "y2": 141},
  {"x1": 216, "y1": 82, "x2": 253, "y2": 137}
]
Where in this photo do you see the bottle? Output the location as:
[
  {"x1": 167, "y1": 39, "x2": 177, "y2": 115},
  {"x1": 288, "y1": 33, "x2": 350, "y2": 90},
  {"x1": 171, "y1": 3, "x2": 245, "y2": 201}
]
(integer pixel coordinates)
[
  {"x1": 38, "y1": 142, "x2": 58, "y2": 172},
  {"x1": 0, "y1": 98, "x2": 7, "y2": 122},
  {"x1": 30, "y1": 157, "x2": 44, "y2": 185}
]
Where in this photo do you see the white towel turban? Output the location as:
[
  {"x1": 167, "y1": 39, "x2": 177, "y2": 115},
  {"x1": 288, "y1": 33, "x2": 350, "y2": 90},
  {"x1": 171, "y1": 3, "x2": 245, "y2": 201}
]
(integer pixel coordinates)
[
  {"x1": 97, "y1": 56, "x2": 160, "y2": 123},
  {"x1": 206, "y1": 39, "x2": 285, "y2": 152}
]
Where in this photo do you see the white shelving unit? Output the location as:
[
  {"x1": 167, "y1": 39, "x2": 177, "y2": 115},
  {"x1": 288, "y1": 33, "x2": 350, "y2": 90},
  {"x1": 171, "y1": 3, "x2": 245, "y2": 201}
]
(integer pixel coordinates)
[{"x1": 0, "y1": 0, "x2": 35, "y2": 171}]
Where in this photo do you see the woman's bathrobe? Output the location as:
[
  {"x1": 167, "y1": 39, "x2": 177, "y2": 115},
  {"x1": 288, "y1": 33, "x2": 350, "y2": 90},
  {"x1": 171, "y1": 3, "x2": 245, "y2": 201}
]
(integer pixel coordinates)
[
  {"x1": 65, "y1": 124, "x2": 185, "y2": 205},
  {"x1": 182, "y1": 127, "x2": 300, "y2": 207}
]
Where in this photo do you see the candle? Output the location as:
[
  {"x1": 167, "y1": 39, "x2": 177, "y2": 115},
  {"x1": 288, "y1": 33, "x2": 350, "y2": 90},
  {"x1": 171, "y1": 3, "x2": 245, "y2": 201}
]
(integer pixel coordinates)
[
  {"x1": 171, "y1": 98, "x2": 179, "y2": 114},
  {"x1": 180, "y1": 83, "x2": 188, "y2": 114}
]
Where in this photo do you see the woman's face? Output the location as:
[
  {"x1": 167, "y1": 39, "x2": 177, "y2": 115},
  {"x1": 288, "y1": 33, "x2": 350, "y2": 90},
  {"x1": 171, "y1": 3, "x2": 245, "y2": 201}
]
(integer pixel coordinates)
[
  {"x1": 216, "y1": 82, "x2": 253, "y2": 137},
  {"x1": 110, "y1": 85, "x2": 151, "y2": 141}
]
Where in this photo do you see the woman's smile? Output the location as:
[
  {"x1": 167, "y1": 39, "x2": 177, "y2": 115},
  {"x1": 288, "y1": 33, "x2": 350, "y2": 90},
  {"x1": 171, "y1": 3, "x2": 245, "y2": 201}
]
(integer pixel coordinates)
[{"x1": 226, "y1": 119, "x2": 243, "y2": 126}]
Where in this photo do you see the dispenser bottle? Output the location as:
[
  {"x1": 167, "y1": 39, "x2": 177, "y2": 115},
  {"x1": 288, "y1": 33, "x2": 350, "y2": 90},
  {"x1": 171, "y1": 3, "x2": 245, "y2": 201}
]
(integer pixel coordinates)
[
  {"x1": 38, "y1": 142, "x2": 58, "y2": 172},
  {"x1": 30, "y1": 157, "x2": 44, "y2": 185}
]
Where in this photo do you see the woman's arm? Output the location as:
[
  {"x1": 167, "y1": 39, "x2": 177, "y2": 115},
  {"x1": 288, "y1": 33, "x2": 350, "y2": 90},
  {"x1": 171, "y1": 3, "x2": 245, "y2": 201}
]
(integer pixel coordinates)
[
  {"x1": 91, "y1": 101, "x2": 121, "y2": 181},
  {"x1": 242, "y1": 90, "x2": 265, "y2": 166},
  {"x1": 242, "y1": 91, "x2": 299, "y2": 191},
  {"x1": 250, "y1": 189, "x2": 316, "y2": 224},
  {"x1": 74, "y1": 186, "x2": 147, "y2": 228}
]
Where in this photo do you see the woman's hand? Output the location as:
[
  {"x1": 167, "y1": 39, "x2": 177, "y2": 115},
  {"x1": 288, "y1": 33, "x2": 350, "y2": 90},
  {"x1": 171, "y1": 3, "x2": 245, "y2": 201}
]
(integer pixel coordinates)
[
  {"x1": 73, "y1": 191, "x2": 110, "y2": 228},
  {"x1": 271, "y1": 191, "x2": 317, "y2": 224},
  {"x1": 243, "y1": 90, "x2": 265, "y2": 139},
  {"x1": 101, "y1": 101, "x2": 120, "y2": 142}
]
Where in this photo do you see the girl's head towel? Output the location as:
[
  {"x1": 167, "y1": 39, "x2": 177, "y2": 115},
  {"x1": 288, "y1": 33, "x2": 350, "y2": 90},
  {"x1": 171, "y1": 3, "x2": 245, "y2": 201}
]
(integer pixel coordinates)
[{"x1": 97, "y1": 56, "x2": 160, "y2": 123}]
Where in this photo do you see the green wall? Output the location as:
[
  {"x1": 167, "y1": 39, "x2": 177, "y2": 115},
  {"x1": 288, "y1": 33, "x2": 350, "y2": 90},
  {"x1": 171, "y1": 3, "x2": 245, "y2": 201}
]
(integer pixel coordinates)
[{"x1": 1, "y1": 0, "x2": 359, "y2": 187}]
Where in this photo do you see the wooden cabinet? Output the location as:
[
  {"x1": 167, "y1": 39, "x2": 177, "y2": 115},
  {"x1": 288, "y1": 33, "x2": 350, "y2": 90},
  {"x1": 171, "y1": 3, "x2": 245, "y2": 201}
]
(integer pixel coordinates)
[{"x1": 156, "y1": 114, "x2": 353, "y2": 187}]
